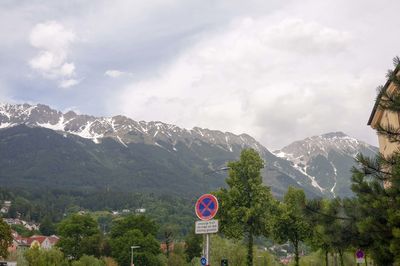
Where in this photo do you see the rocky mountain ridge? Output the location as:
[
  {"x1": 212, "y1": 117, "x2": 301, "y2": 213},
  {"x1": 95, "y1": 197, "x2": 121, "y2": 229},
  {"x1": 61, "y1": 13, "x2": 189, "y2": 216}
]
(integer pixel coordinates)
[
  {"x1": 274, "y1": 132, "x2": 378, "y2": 197},
  {"x1": 0, "y1": 103, "x2": 261, "y2": 153},
  {"x1": 0, "y1": 103, "x2": 378, "y2": 198}
]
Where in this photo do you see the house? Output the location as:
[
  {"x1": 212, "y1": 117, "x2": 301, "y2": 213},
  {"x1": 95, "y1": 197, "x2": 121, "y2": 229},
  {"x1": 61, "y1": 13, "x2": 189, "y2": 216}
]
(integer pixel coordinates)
[
  {"x1": 7, "y1": 239, "x2": 19, "y2": 254},
  {"x1": 135, "y1": 208, "x2": 146, "y2": 213},
  {"x1": 160, "y1": 242, "x2": 175, "y2": 253},
  {"x1": 8, "y1": 231, "x2": 59, "y2": 252},
  {"x1": 27, "y1": 235, "x2": 60, "y2": 249},
  {"x1": 3, "y1": 218, "x2": 22, "y2": 226},
  {"x1": 0, "y1": 200, "x2": 10, "y2": 213},
  {"x1": 8, "y1": 231, "x2": 29, "y2": 252},
  {"x1": 368, "y1": 65, "x2": 400, "y2": 157},
  {"x1": 24, "y1": 222, "x2": 40, "y2": 231},
  {"x1": 3, "y1": 218, "x2": 40, "y2": 231}
]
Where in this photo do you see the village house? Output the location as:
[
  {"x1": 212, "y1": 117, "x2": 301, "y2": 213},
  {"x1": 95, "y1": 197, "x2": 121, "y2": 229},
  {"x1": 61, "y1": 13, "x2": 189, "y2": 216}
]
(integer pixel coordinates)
[
  {"x1": 0, "y1": 201, "x2": 11, "y2": 214},
  {"x1": 27, "y1": 235, "x2": 60, "y2": 249},
  {"x1": 3, "y1": 218, "x2": 40, "y2": 232},
  {"x1": 8, "y1": 231, "x2": 59, "y2": 253},
  {"x1": 3, "y1": 218, "x2": 22, "y2": 226},
  {"x1": 8, "y1": 231, "x2": 29, "y2": 253}
]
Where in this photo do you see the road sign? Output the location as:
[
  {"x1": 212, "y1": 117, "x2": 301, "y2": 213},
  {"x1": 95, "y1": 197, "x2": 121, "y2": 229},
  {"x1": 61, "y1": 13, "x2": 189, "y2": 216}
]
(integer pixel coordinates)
[
  {"x1": 195, "y1": 194, "x2": 219, "y2": 221},
  {"x1": 201, "y1": 257, "x2": 207, "y2": 265},
  {"x1": 195, "y1": 219, "x2": 219, "y2": 234},
  {"x1": 356, "y1": 249, "x2": 365, "y2": 263},
  {"x1": 221, "y1": 258, "x2": 228, "y2": 266}
]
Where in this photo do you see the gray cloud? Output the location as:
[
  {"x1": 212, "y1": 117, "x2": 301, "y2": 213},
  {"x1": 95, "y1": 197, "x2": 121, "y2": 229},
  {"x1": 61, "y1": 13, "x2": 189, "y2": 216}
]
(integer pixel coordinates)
[
  {"x1": 111, "y1": 15, "x2": 381, "y2": 149},
  {"x1": 1, "y1": 0, "x2": 399, "y2": 149}
]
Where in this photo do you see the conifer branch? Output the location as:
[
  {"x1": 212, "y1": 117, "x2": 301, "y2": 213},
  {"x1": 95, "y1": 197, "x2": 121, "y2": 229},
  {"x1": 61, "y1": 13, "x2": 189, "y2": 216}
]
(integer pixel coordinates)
[
  {"x1": 354, "y1": 153, "x2": 392, "y2": 180},
  {"x1": 376, "y1": 124, "x2": 400, "y2": 142},
  {"x1": 393, "y1": 56, "x2": 400, "y2": 67}
]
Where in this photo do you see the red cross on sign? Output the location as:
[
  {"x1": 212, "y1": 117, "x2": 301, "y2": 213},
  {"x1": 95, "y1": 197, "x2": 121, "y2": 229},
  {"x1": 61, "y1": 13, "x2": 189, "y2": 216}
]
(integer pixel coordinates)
[{"x1": 195, "y1": 194, "x2": 219, "y2": 221}]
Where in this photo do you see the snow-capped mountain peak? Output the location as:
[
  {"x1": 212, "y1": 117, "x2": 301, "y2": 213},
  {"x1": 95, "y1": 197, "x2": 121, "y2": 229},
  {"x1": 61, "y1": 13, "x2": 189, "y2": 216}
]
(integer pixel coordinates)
[
  {"x1": 274, "y1": 132, "x2": 378, "y2": 197},
  {"x1": 275, "y1": 132, "x2": 375, "y2": 162},
  {"x1": 0, "y1": 103, "x2": 263, "y2": 154}
]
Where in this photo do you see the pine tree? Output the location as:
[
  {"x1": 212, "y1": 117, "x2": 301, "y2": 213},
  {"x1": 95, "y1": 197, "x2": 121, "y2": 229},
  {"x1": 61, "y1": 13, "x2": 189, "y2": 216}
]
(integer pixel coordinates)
[{"x1": 352, "y1": 57, "x2": 400, "y2": 265}]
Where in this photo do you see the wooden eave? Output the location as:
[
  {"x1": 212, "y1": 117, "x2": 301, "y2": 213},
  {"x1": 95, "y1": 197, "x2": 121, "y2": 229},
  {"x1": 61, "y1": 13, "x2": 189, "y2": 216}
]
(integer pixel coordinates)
[{"x1": 368, "y1": 66, "x2": 400, "y2": 128}]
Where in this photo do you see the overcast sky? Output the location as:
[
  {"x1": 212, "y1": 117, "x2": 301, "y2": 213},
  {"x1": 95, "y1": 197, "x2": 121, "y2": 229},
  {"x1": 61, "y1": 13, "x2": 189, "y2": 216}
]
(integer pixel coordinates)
[{"x1": 1, "y1": 0, "x2": 399, "y2": 149}]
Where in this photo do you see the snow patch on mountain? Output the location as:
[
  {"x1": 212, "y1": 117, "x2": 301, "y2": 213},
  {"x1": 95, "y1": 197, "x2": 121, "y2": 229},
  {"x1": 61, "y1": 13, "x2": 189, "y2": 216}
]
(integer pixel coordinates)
[
  {"x1": 275, "y1": 132, "x2": 376, "y2": 167},
  {"x1": 37, "y1": 116, "x2": 66, "y2": 131},
  {"x1": 0, "y1": 103, "x2": 265, "y2": 154},
  {"x1": 274, "y1": 132, "x2": 378, "y2": 197},
  {"x1": 330, "y1": 162, "x2": 338, "y2": 197},
  {"x1": 276, "y1": 151, "x2": 325, "y2": 192},
  {"x1": 0, "y1": 122, "x2": 13, "y2": 128}
]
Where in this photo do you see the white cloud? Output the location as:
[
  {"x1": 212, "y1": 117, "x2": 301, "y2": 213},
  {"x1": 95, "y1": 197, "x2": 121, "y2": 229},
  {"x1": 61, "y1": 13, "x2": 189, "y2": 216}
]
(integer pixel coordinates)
[
  {"x1": 59, "y1": 79, "x2": 80, "y2": 88},
  {"x1": 112, "y1": 16, "x2": 378, "y2": 149},
  {"x1": 262, "y1": 18, "x2": 351, "y2": 53},
  {"x1": 105, "y1": 70, "x2": 130, "y2": 78},
  {"x1": 30, "y1": 21, "x2": 75, "y2": 51},
  {"x1": 29, "y1": 21, "x2": 79, "y2": 88}
]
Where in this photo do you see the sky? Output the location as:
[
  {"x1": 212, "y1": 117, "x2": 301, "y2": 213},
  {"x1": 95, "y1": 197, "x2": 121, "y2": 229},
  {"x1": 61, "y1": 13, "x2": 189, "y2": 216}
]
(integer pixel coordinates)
[{"x1": 0, "y1": 0, "x2": 399, "y2": 149}]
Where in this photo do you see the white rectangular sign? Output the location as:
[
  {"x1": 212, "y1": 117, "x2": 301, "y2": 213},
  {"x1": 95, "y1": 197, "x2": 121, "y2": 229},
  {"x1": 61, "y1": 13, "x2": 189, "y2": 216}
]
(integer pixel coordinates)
[
  {"x1": 356, "y1": 258, "x2": 365, "y2": 263},
  {"x1": 195, "y1": 219, "x2": 219, "y2": 234}
]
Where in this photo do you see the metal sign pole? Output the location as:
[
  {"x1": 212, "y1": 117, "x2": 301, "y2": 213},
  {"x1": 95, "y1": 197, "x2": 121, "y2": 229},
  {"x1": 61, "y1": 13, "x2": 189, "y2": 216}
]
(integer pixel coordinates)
[
  {"x1": 206, "y1": 233, "x2": 210, "y2": 265},
  {"x1": 203, "y1": 234, "x2": 206, "y2": 259}
]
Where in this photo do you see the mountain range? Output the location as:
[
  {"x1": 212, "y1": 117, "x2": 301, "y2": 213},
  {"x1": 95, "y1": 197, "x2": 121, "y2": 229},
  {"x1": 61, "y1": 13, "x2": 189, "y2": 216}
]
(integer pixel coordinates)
[{"x1": 0, "y1": 103, "x2": 377, "y2": 199}]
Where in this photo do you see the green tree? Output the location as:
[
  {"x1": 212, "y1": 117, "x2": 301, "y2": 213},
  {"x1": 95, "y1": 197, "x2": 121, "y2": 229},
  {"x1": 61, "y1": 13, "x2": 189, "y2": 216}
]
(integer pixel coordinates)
[
  {"x1": 351, "y1": 57, "x2": 400, "y2": 265},
  {"x1": 305, "y1": 198, "x2": 354, "y2": 266},
  {"x1": 167, "y1": 243, "x2": 187, "y2": 266},
  {"x1": 352, "y1": 157, "x2": 396, "y2": 265},
  {"x1": 216, "y1": 149, "x2": 277, "y2": 266},
  {"x1": 209, "y1": 235, "x2": 247, "y2": 266},
  {"x1": 110, "y1": 214, "x2": 158, "y2": 238},
  {"x1": 24, "y1": 246, "x2": 68, "y2": 266},
  {"x1": 184, "y1": 226, "x2": 202, "y2": 262},
  {"x1": 71, "y1": 255, "x2": 106, "y2": 266},
  {"x1": 109, "y1": 215, "x2": 162, "y2": 266},
  {"x1": 273, "y1": 187, "x2": 311, "y2": 266},
  {"x1": 40, "y1": 216, "x2": 56, "y2": 236},
  {"x1": 160, "y1": 223, "x2": 179, "y2": 258},
  {"x1": 57, "y1": 214, "x2": 102, "y2": 260},
  {"x1": 322, "y1": 199, "x2": 352, "y2": 266},
  {"x1": 0, "y1": 219, "x2": 12, "y2": 259},
  {"x1": 11, "y1": 224, "x2": 36, "y2": 237}
]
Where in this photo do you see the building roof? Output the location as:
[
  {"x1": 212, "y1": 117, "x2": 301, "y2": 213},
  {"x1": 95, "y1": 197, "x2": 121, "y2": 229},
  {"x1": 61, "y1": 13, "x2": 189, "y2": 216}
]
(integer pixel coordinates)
[
  {"x1": 10, "y1": 232, "x2": 59, "y2": 247},
  {"x1": 368, "y1": 65, "x2": 400, "y2": 125},
  {"x1": 27, "y1": 236, "x2": 47, "y2": 245}
]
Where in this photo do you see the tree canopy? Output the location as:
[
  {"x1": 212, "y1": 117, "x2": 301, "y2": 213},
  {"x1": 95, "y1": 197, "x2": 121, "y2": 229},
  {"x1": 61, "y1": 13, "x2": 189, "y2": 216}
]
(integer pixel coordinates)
[
  {"x1": 216, "y1": 148, "x2": 277, "y2": 266},
  {"x1": 0, "y1": 218, "x2": 12, "y2": 259},
  {"x1": 109, "y1": 215, "x2": 162, "y2": 266},
  {"x1": 57, "y1": 214, "x2": 102, "y2": 260},
  {"x1": 273, "y1": 187, "x2": 311, "y2": 266}
]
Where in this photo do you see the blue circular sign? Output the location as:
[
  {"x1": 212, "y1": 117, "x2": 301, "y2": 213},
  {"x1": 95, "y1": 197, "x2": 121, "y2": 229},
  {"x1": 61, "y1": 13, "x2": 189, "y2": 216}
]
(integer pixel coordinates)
[
  {"x1": 201, "y1": 257, "x2": 207, "y2": 265},
  {"x1": 195, "y1": 194, "x2": 219, "y2": 221}
]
